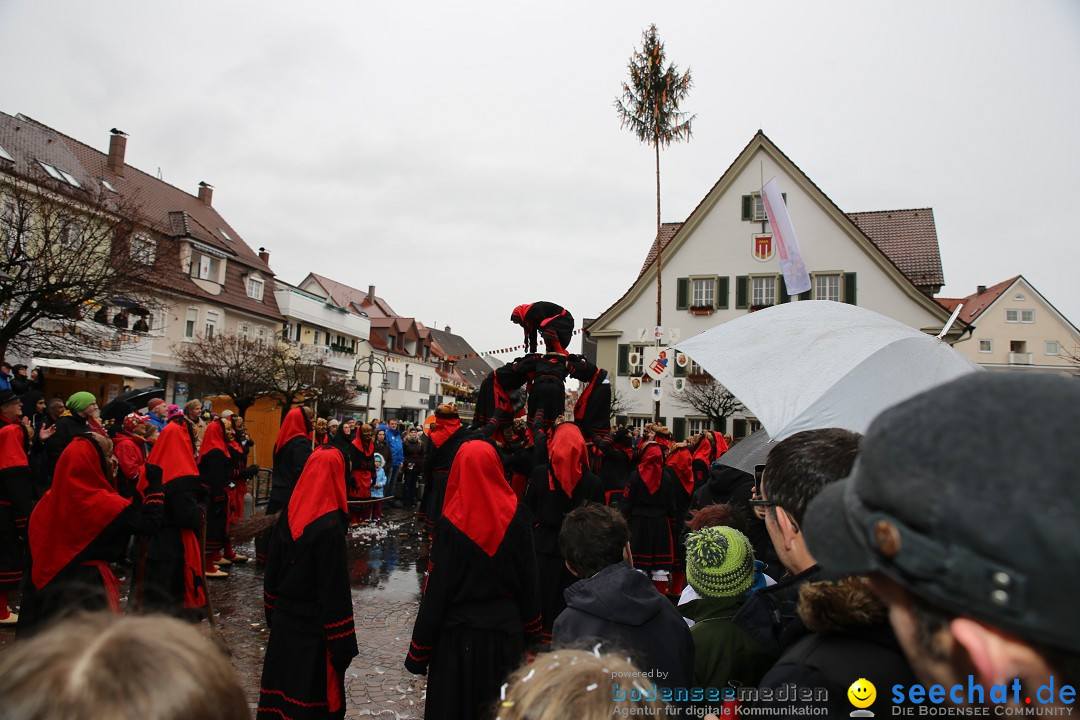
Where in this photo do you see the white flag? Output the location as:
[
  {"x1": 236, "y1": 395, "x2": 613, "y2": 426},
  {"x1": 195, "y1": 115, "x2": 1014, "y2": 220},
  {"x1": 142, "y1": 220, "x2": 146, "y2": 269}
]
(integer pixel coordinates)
[{"x1": 761, "y1": 178, "x2": 811, "y2": 296}]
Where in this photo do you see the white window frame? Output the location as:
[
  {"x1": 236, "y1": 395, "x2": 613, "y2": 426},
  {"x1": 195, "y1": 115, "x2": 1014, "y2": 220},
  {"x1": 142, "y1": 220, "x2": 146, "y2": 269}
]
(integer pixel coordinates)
[
  {"x1": 630, "y1": 345, "x2": 646, "y2": 375},
  {"x1": 691, "y1": 277, "x2": 715, "y2": 307},
  {"x1": 256, "y1": 326, "x2": 267, "y2": 346},
  {"x1": 688, "y1": 418, "x2": 711, "y2": 436},
  {"x1": 751, "y1": 276, "x2": 777, "y2": 308},
  {"x1": 1045, "y1": 341, "x2": 1060, "y2": 356},
  {"x1": 239, "y1": 322, "x2": 251, "y2": 340},
  {"x1": 184, "y1": 308, "x2": 199, "y2": 339},
  {"x1": 246, "y1": 276, "x2": 264, "y2": 301},
  {"x1": 419, "y1": 376, "x2": 431, "y2": 394},
  {"x1": 749, "y1": 192, "x2": 766, "y2": 221},
  {"x1": 978, "y1": 339, "x2": 993, "y2": 353},
  {"x1": 130, "y1": 234, "x2": 156, "y2": 265},
  {"x1": 204, "y1": 310, "x2": 219, "y2": 339},
  {"x1": 1021, "y1": 309, "x2": 1035, "y2": 323},
  {"x1": 386, "y1": 370, "x2": 400, "y2": 389},
  {"x1": 1005, "y1": 309, "x2": 1019, "y2": 323},
  {"x1": 814, "y1": 273, "x2": 841, "y2": 302}
]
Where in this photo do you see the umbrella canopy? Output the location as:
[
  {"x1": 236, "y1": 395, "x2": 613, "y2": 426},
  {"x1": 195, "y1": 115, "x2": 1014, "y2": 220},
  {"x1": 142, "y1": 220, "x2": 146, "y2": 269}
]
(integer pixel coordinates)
[
  {"x1": 717, "y1": 428, "x2": 772, "y2": 475},
  {"x1": 676, "y1": 301, "x2": 982, "y2": 442}
]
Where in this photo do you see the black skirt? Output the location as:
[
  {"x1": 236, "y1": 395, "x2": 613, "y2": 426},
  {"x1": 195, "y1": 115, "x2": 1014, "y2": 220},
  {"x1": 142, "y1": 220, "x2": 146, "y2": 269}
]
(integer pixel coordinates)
[{"x1": 425, "y1": 625, "x2": 525, "y2": 720}]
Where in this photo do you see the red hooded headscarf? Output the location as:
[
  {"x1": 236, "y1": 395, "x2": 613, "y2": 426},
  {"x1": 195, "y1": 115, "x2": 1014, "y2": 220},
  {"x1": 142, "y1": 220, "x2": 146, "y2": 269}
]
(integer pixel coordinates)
[
  {"x1": 443, "y1": 441, "x2": 517, "y2": 556},
  {"x1": 30, "y1": 437, "x2": 130, "y2": 590},
  {"x1": 637, "y1": 442, "x2": 664, "y2": 494},
  {"x1": 692, "y1": 431, "x2": 729, "y2": 468},
  {"x1": 199, "y1": 417, "x2": 229, "y2": 459},
  {"x1": 666, "y1": 445, "x2": 694, "y2": 496},
  {"x1": 548, "y1": 422, "x2": 587, "y2": 498},
  {"x1": 138, "y1": 421, "x2": 198, "y2": 494},
  {"x1": 275, "y1": 407, "x2": 312, "y2": 455},
  {"x1": 287, "y1": 446, "x2": 348, "y2": 541}
]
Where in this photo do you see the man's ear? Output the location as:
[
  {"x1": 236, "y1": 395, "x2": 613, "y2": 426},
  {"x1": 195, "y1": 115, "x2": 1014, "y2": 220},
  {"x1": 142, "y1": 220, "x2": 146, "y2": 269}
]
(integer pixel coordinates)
[
  {"x1": 950, "y1": 618, "x2": 1013, "y2": 686},
  {"x1": 564, "y1": 559, "x2": 581, "y2": 578},
  {"x1": 774, "y1": 508, "x2": 800, "y2": 550}
]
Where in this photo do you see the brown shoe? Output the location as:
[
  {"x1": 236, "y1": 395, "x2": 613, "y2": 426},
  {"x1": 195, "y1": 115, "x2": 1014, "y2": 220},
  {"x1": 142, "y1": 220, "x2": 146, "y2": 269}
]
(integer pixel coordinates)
[{"x1": 205, "y1": 567, "x2": 229, "y2": 578}]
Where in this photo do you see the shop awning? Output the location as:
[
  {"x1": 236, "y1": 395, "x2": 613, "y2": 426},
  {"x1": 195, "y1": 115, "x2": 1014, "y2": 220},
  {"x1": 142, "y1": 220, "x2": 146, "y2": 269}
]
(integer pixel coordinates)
[{"x1": 33, "y1": 358, "x2": 160, "y2": 380}]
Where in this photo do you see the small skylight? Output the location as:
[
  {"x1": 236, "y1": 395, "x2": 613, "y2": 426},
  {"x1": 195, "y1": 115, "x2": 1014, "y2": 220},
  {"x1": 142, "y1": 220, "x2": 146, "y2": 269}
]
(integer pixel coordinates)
[
  {"x1": 58, "y1": 169, "x2": 81, "y2": 188},
  {"x1": 0, "y1": 145, "x2": 13, "y2": 162},
  {"x1": 38, "y1": 160, "x2": 65, "y2": 181},
  {"x1": 101, "y1": 179, "x2": 117, "y2": 193},
  {"x1": 219, "y1": 228, "x2": 232, "y2": 242}
]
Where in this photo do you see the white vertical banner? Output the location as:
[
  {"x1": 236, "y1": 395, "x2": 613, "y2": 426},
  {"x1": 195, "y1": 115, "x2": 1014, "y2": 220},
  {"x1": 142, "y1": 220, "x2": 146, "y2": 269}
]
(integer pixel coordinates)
[{"x1": 761, "y1": 178, "x2": 811, "y2": 296}]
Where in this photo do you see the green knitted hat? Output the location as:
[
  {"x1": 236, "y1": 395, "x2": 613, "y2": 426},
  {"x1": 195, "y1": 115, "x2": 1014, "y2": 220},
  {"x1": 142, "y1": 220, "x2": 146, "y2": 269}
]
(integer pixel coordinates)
[
  {"x1": 65, "y1": 391, "x2": 97, "y2": 414},
  {"x1": 685, "y1": 526, "x2": 755, "y2": 599}
]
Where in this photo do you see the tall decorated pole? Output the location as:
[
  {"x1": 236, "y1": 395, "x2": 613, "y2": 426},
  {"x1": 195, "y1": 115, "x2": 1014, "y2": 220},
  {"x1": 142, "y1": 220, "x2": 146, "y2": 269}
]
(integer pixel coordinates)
[{"x1": 615, "y1": 24, "x2": 695, "y2": 422}]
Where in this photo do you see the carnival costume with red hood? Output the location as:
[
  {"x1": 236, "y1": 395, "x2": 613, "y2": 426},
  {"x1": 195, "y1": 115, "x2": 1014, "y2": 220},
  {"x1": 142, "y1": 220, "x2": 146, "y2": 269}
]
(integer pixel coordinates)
[
  {"x1": 625, "y1": 431, "x2": 677, "y2": 577},
  {"x1": 418, "y1": 404, "x2": 470, "y2": 530},
  {"x1": 524, "y1": 421, "x2": 604, "y2": 643},
  {"x1": 140, "y1": 421, "x2": 208, "y2": 616},
  {"x1": 509, "y1": 300, "x2": 574, "y2": 355},
  {"x1": 691, "y1": 430, "x2": 729, "y2": 489},
  {"x1": 406, "y1": 440, "x2": 541, "y2": 720},
  {"x1": 0, "y1": 418, "x2": 32, "y2": 619},
  {"x1": 18, "y1": 437, "x2": 164, "y2": 635},
  {"x1": 258, "y1": 407, "x2": 313, "y2": 564},
  {"x1": 198, "y1": 418, "x2": 231, "y2": 564},
  {"x1": 258, "y1": 446, "x2": 358, "y2": 720}
]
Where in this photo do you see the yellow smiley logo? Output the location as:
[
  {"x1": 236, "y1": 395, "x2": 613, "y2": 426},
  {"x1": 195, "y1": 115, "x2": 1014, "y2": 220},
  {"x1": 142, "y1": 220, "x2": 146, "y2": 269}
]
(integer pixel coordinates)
[{"x1": 847, "y1": 678, "x2": 876, "y2": 709}]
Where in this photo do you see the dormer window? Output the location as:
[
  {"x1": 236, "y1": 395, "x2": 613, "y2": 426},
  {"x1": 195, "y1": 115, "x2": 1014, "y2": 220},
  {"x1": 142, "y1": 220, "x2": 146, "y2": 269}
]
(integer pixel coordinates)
[
  {"x1": 188, "y1": 242, "x2": 226, "y2": 284},
  {"x1": 246, "y1": 276, "x2": 265, "y2": 301},
  {"x1": 131, "y1": 234, "x2": 156, "y2": 265}
]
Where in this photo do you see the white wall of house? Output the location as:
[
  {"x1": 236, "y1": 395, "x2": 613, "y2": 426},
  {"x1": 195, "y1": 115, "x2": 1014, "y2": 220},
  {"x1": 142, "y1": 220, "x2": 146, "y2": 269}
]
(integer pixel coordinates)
[
  {"x1": 954, "y1": 279, "x2": 1079, "y2": 375},
  {"x1": 593, "y1": 141, "x2": 951, "y2": 436}
]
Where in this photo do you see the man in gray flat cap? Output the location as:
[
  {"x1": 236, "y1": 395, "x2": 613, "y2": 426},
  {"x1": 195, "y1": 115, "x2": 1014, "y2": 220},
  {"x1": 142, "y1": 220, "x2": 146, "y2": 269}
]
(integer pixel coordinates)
[{"x1": 803, "y1": 373, "x2": 1079, "y2": 711}]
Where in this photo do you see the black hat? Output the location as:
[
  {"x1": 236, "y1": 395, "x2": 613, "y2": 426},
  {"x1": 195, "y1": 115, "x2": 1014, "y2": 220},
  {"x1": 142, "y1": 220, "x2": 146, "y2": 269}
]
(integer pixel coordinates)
[
  {"x1": 803, "y1": 372, "x2": 1080, "y2": 654},
  {"x1": 0, "y1": 389, "x2": 19, "y2": 407}
]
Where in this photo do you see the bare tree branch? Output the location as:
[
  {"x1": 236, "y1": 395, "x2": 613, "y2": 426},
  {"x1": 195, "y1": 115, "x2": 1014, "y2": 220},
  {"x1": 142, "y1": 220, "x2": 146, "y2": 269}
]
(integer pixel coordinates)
[
  {"x1": 672, "y1": 377, "x2": 745, "y2": 429},
  {"x1": 173, "y1": 332, "x2": 275, "y2": 417}
]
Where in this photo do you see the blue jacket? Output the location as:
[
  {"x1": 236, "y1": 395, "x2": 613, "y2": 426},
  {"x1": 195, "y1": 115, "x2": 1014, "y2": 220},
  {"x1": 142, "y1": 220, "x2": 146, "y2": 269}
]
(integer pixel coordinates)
[
  {"x1": 0, "y1": 372, "x2": 10, "y2": 392},
  {"x1": 379, "y1": 424, "x2": 404, "y2": 465},
  {"x1": 371, "y1": 457, "x2": 387, "y2": 499}
]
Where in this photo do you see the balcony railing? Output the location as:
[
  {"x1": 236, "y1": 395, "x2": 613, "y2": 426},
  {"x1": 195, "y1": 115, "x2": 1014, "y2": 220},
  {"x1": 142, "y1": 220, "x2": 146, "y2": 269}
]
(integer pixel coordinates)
[{"x1": 1008, "y1": 352, "x2": 1033, "y2": 365}]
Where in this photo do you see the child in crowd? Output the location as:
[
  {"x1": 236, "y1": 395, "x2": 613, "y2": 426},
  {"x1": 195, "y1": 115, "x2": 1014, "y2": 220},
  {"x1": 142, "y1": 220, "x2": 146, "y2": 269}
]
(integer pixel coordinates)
[{"x1": 371, "y1": 453, "x2": 387, "y2": 522}]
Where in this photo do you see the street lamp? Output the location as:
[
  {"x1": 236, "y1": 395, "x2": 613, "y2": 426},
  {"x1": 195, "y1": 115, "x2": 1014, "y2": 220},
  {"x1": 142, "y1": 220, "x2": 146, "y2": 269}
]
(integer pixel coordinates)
[{"x1": 354, "y1": 350, "x2": 388, "y2": 422}]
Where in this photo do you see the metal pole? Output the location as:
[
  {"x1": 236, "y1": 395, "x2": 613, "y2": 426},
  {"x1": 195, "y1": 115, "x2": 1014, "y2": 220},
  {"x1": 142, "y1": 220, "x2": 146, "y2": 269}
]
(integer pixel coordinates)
[{"x1": 366, "y1": 349, "x2": 374, "y2": 422}]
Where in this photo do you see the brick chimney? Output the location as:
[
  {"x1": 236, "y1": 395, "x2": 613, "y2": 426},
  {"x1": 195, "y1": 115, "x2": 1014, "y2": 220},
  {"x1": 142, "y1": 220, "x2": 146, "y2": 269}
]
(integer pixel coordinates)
[
  {"x1": 197, "y1": 181, "x2": 213, "y2": 206},
  {"x1": 258, "y1": 247, "x2": 270, "y2": 264},
  {"x1": 107, "y1": 129, "x2": 127, "y2": 176}
]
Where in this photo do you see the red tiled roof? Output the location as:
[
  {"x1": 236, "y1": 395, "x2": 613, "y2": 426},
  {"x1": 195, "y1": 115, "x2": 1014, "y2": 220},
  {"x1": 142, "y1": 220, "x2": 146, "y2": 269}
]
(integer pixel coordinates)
[
  {"x1": 847, "y1": 209, "x2": 945, "y2": 290},
  {"x1": 936, "y1": 276, "x2": 1019, "y2": 324},
  {"x1": 307, "y1": 274, "x2": 398, "y2": 318},
  {"x1": 635, "y1": 223, "x2": 685, "y2": 280},
  {"x1": 1, "y1": 112, "x2": 283, "y2": 323}
]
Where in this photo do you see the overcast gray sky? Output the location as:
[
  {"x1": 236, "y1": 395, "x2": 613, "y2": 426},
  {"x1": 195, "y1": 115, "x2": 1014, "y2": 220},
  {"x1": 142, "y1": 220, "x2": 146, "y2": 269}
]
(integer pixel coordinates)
[{"x1": 2, "y1": 1, "x2": 1077, "y2": 357}]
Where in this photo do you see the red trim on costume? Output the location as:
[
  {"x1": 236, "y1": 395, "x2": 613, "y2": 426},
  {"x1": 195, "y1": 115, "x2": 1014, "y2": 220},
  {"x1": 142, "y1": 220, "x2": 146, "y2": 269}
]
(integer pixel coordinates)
[
  {"x1": 258, "y1": 688, "x2": 329, "y2": 708},
  {"x1": 442, "y1": 441, "x2": 517, "y2": 557},
  {"x1": 29, "y1": 437, "x2": 131, "y2": 590},
  {"x1": 573, "y1": 368, "x2": 601, "y2": 423},
  {"x1": 137, "y1": 422, "x2": 198, "y2": 494},
  {"x1": 288, "y1": 446, "x2": 347, "y2": 541}
]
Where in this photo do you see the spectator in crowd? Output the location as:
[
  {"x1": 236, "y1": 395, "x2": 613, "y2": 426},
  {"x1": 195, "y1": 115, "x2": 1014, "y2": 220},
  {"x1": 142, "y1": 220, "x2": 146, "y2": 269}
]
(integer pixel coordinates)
[
  {"x1": 553, "y1": 503, "x2": 693, "y2": 690},
  {"x1": 496, "y1": 649, "x2": 669, "y2": 720},
  {"x1": 44, "y1": 392, "x2": 99, "y2": 477},
  {"x1": 0, "y1": 362, "x2": 11, "y2": 392},
  {"x1": 145, "y1": 398, "x2": 167, "y2": 432},
  {"x1": 381, "y1": 418, "x2": 404, "y2": 506},
  {"x1": 401, "y1": 426, "x2": 425, "y2": 508},
  {"x1": 0, "y1": 612, "x2": 249, "y2": 720},
  {"x1": 184, "y1": 399, "x2": 206, "y2": 445},
  {"x1": 804, "y1": 373, "x2": 1080, "y2": 712},
  {"x1": 370, "y1": 452, "x2": 387, "y2": 523},
  {"x1": 0, "y1": 390, "x2": 31, "y2": 625},
  {"x1": 9, "y1": 365, "x2": 31, "y2": 395}
]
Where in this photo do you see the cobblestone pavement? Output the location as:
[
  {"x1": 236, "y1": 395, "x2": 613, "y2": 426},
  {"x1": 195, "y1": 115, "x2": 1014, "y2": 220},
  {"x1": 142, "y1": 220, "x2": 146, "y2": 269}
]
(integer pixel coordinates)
[{"x1": 0, "y1": 506, "x2": 432, "y2": 719}]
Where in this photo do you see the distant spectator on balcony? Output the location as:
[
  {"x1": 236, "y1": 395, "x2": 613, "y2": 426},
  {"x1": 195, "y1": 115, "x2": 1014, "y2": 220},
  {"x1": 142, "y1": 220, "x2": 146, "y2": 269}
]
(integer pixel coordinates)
[{"x1": 9, "y1": 365, "x2": 31, "y2": 395}]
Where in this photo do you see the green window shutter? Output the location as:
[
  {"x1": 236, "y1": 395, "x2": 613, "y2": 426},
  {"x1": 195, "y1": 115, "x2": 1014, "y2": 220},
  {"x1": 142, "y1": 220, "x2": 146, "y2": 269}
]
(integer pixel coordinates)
[
  {"x1": 782, "y1": 192, "x2": 787, "y2": 204},
  {"x1": 615, "y1": 414, "x2": 628, "y2": 427},
  {"x1": 798, "y1": 290, "x2": 811, "y2": 300},
  {"x1": 716, "y1": 276, "x2": 729, "y2": 309},
  {"x1": 736, "y1": 276, "x2": 749, "y2": 309},
  {"x1": 672, "y1": 417, "x2": 686, "y2": 441},
  {"x1": 844, "y1": 272, "x2": 857, "y2": 305},
  {"x1": 617, "y1": 344, "x2": 629, "y2": 376},
  {"x1": 674, "y1": 359, "x2": 686, "y2": 377},
  {"x1": 659, "y1": 416, "x2": 667, "y2": 428},
  {"x1": 713, "y1": 417, "x2": 727, "y2": 434},
  {"x1": 780, "y1": 280, "x2": 791, "y2": 304},
  {"x1": 676, "y1": 277, "x2": 689, "y2": 310},
  {"x1": 741, "y1": 195, "x2": 753, "y2": 221},
  {"x1": 733, "y1": 418, "x2": 747, "y2": 438}
]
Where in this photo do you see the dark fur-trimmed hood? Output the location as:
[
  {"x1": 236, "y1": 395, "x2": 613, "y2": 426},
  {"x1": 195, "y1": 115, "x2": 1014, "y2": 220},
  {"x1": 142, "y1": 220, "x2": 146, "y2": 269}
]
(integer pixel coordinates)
[{"x1": 796, "y1": 576, "x2": 887, "y2": 633}]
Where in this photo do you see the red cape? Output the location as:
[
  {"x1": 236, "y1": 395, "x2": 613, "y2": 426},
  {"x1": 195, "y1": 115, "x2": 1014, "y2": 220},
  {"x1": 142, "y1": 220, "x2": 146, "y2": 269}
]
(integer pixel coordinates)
[
  {"x1": 199, "y1": 418, "x2": 229, "y2": 459},
  {"x1": 429, "y1": 416, "x2": 461, "y2": 449},
  {"x1": 288, "y1": 446, "x2": 348, "y2": 541},
  {"x1": 0, "y1": 422, "x2": 28, "y2": 472},
  {"x1": 443, "y1": 441, "x2": 517, "y2": 556},
  {"x1": 548, "y1": 422, "x2": 586, "y2": 497},
  {"x1": 137, "y1": 421, "x2": 198, "y2": 494},
  {"x1": 666, "y1": 446, "x2": 694, "y2": 496},
  {"x1": 637, "y1": 442, "x2": 664, "y2": 494},
  {"x1": 275, "y1": 407, "x2": 312, "y2": 454},
  {"x1": 692, "y1": 431, "x2": 729, "y2": 468},
  {"x1": 30, "y1": 437, "x2": 130, "y2": 589}
]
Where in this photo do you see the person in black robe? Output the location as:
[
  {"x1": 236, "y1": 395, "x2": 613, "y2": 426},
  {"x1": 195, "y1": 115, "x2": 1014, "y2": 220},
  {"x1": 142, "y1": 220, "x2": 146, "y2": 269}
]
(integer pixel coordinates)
[
  {"x1": 526, "y1": 353, "x2": 568, "y2": 434},
  {"x1": 418, "y1": 404, "x2": 469, "y2": 531},
  {"x1": 510, "y1": 301, "x2": 574, "y2": 355},
  {"x1": 470, "y1": 357, "x2": 531, "y2": 432},
  {"x1": 593, "y1": 427, "x2": 634, "y2": 509},
  {"x1": 348, "y1": 423, "x2": 376, "y2": 526},
  {"x1": 0, "y1": 392, "x2": 33, "y2": 625},
  {"x1": 690, "y1": 430, "x2": 729, "y2": 491},
  {"x1": 665, "y1": 441, "x2": 695, "y2": 599},
  {"x1": 625, "y1": 431, "x2": 677, "y2": 596},
  {"x1": 258, "y1": 446, "x2": 358, "y2": 720},
  {"x1": 691, "y1": 461, "x2": 779, "y2": 575},
  {"x1": 257, "y1": 406, "x2": 313, "y2": 565},
  {"x1": 405, "y1": 440, "x2": 542, "y2": 720},
  {"x1": 525, "y1": 420, "x2": 604, "y2": 644},
  {"x1": 18, "y1": 435, "x2": 164, "y2": 636},
  {"x1": 567, "y1": 354, "x2": 612, "y2": 442},
  {"x1": 141, "y1": 421, "x2": 207, "y2": 619},
  {"x1": 198, "y1": 417, "x2": 231, "y2": 577}
]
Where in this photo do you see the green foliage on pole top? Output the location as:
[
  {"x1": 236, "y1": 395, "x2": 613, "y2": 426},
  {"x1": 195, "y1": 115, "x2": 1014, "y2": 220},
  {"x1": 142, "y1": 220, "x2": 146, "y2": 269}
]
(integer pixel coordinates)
[{"x1": 615, "y1": 24, "x2": 695, "y2": 149}]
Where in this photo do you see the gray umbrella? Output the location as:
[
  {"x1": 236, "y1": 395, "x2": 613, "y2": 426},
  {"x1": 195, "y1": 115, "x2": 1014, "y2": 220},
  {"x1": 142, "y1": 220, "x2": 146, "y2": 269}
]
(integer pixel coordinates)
[{"x1": 717, "y1": 428, "x2": 772, "y2": 475}]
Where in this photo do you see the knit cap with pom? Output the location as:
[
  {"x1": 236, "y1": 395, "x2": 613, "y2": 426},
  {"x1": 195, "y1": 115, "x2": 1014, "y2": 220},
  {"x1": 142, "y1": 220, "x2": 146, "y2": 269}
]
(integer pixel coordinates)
[{"x1": 685, "y1": 525, "x2": 755, "y2": 598}]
